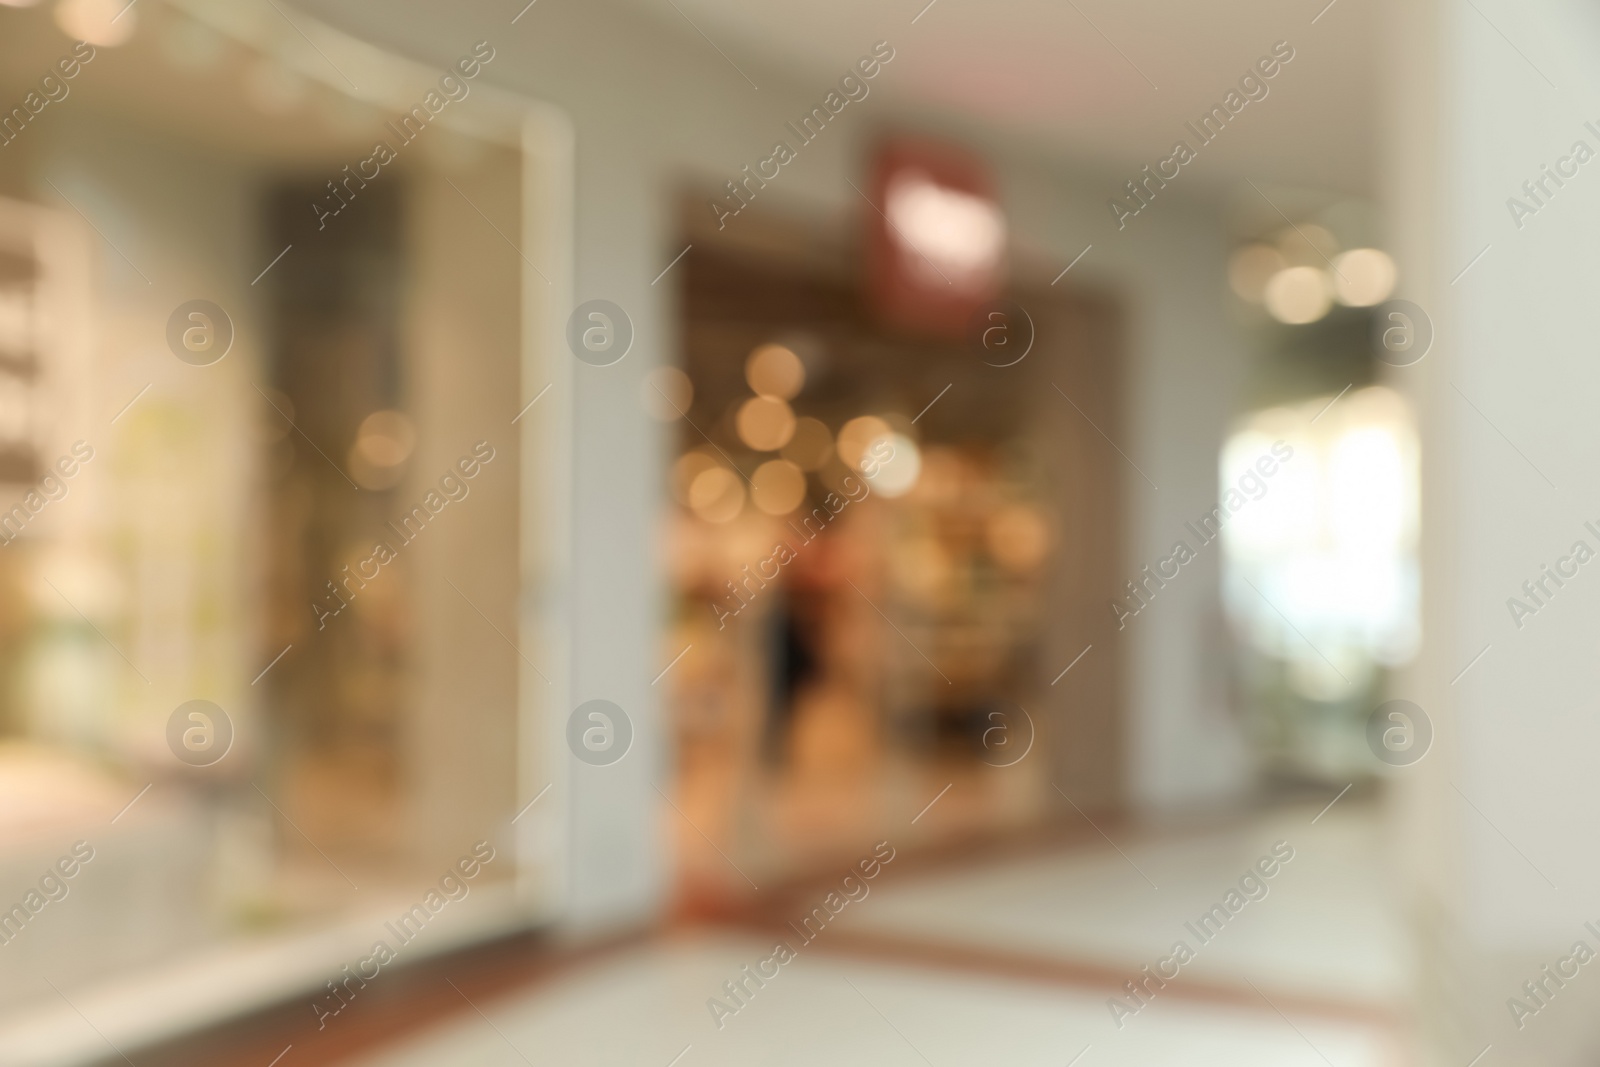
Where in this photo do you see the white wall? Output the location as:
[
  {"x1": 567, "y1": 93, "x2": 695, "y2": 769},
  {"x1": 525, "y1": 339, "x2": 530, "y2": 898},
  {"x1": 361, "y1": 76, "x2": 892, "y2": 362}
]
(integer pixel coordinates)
[
  {"x1": 297, "y1": 0, "x2": 1258, "y2": 928},
  {"x1": 996, "y1": 150, "x2": 1254, "y2": 812}
]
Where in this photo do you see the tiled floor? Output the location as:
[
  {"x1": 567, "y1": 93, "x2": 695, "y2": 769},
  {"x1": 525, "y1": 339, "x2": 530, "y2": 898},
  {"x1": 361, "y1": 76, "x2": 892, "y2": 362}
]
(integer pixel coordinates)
[
  {"x1": 352, "y1": 933, "x2": 1398, "y2": 1067},
  {"x1": 829, "y1": 798, "x2": 1409, "y2": 1004},
  {"x1": 355, "y1": 802, "x2": 1407, "y2": 1066}
]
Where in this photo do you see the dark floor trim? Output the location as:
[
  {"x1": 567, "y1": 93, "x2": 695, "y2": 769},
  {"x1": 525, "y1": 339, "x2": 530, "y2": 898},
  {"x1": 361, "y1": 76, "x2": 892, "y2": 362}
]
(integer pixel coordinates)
[{"x1": 100, "y1": 926, "x2": 646, "y2": 1067}]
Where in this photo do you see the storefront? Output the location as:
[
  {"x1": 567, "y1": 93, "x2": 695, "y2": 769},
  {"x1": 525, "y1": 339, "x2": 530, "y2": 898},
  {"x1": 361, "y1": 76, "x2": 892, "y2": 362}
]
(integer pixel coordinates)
[
  {"x1": 0, "y1": 4, "x2": 569, "y2": 1044},
  {"x1": 657, "y1": 192, "x2": 1128, "y2": 903}
]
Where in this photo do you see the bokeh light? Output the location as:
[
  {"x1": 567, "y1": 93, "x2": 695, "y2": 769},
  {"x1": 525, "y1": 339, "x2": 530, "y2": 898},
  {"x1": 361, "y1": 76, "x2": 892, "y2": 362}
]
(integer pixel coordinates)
[
  {"x1": 867, "y1": 433, "x2": 921, "y2": 498},
  {"x1": 1331, "y1": 248, "x2": 1397, "y2": 307},
  {"x1": 836, "y1": 415, "x2": 891, "y2": 473},
  {"x1": 672, "y1": 451, "x2": 719, "y2": 507},
  {"x1": 744, "y1": 344, "x2": 805, "y2": 400},
  {"x1": 55, "y1": 0, "x2": 136, "y2": 46},
  {"x1": 349, "y1": 410, "x2": 415, "y2": 490},
  {"x1": 751, "y1": 458, "x2": 807, "y2": 515},
  {"x1": 1264, "y1": 265, "x2": 1332, "y2": 324},
  {"x1": 736, "y1": 396, "x2": 796, "y2": 451},
  {"x1": 354, "y1": 410, "x2": 415, "y2": 467},
  {"x1": 688, "y1": 465, "x2": 746, "y2": 523}
]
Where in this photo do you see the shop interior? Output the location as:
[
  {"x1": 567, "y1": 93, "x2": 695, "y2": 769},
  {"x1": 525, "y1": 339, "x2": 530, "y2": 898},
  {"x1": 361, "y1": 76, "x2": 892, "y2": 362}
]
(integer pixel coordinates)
[{"x1": 659, "y1": 195, "x2": 1125, "y2": 901}]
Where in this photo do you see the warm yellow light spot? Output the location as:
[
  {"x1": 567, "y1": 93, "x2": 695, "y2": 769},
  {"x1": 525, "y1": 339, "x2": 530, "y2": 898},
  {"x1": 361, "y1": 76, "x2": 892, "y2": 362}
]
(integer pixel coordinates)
[
  {"x1": 672, "y1": 451, "x2": 719, "y2": 507},
  {"x1": 836, "y1": 415, "x2": 891, "y2": 472},
  {"x1": 688, "y1": 466, "x2": 745, "y2": 523},
  {"x1": 1331, "y1": 248, "x2": 1397, "y2": 307},
  {"x1": 745, "y1": 344, "x2": 805, "y2": 400},
  {"x1": 1264, "y1": 266, "x2": 1332, "y2": 325},
  {"x1": 736, "y1": 396, "x2": 796, "y2": 451},
  {"x1": 751, "y1": 459, "x2": 807, "y2": 515}
]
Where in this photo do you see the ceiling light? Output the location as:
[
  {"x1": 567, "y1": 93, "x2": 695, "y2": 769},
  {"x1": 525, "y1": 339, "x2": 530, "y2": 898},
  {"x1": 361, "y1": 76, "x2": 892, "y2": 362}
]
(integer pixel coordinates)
[
  {"x1": 1264, "y1": 266, "x2": 1332, "y2": 325},
  {"x1": 55, "y1": 0, "x2": 136, "y2": 47},
  {"x1": 1331, "y1": 248, "x2": 1397, "y2": 307}
]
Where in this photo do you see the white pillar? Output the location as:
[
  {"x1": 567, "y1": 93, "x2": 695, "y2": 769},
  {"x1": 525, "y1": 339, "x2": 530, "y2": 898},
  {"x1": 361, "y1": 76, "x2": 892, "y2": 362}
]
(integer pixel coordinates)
[{"x1": 1387, "y1": 1, "x2": 1600, "y2": 1061}]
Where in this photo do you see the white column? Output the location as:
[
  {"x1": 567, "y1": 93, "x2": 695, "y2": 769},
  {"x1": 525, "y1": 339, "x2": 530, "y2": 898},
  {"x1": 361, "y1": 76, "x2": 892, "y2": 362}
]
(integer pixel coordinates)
[{"x1": 1387, "y1": 1, "x2": 1600, "y2": 1061}]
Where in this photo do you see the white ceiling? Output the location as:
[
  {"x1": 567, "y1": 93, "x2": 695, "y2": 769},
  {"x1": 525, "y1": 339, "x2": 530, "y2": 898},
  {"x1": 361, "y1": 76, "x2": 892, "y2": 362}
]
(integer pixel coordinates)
[
  {"x1": 0, "y1": 0, "x2": 1377, "y2": 201},
  {"x1": 617, "y1": 0, "x2": 1378, "y2": 196}
]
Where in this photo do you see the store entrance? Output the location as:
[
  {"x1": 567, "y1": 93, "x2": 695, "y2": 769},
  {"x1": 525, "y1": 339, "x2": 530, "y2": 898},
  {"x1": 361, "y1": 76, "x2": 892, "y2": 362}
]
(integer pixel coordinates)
[{"x1": 659, "y1": 204, "x2": 1127, "y2": 906}]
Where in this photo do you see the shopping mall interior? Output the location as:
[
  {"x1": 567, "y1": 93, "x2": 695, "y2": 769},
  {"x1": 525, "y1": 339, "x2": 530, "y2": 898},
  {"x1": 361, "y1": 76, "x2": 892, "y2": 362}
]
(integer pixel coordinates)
[{"x1": 0, "y1": 0, "x2": 1597, "y2": 1063}]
